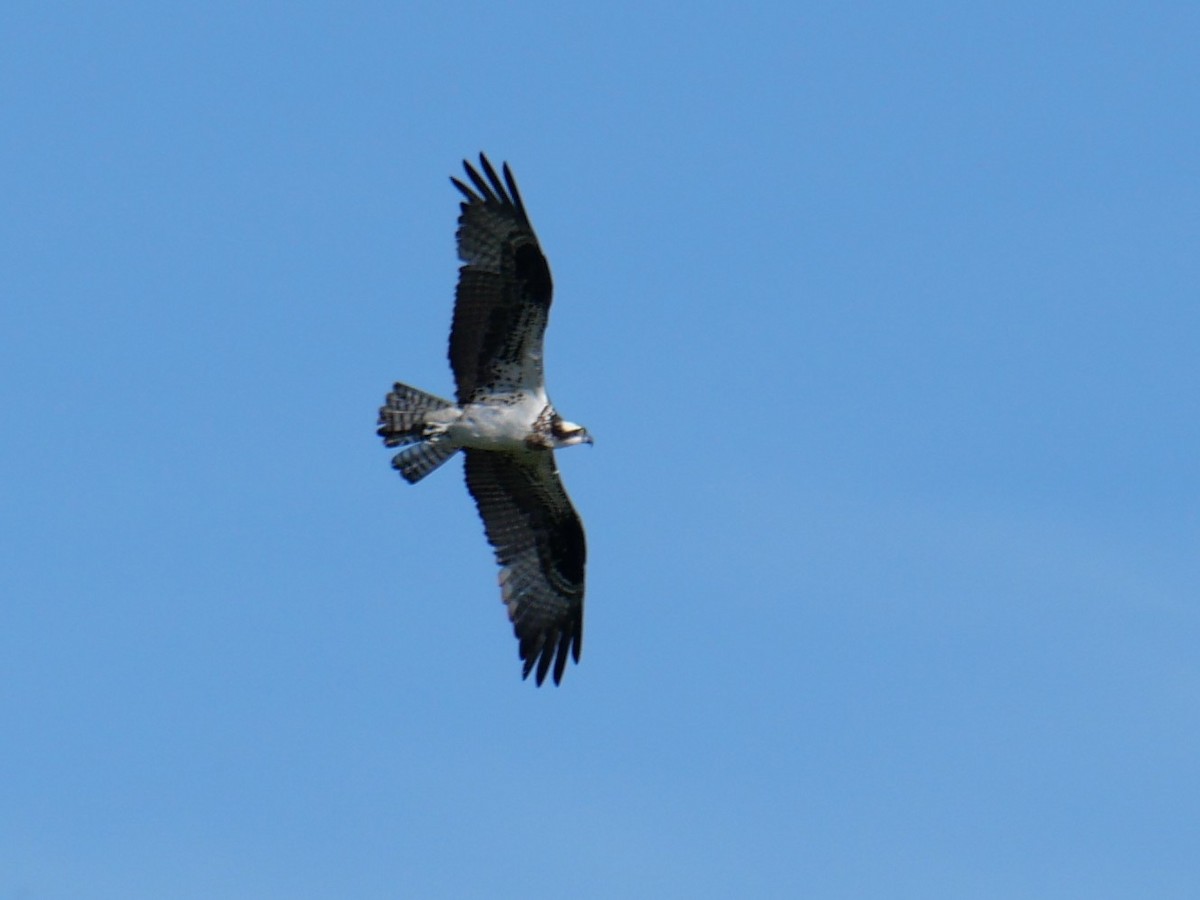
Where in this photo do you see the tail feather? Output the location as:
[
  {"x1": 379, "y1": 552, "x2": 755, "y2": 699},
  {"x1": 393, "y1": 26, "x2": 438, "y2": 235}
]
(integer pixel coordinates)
[
  {"x1": 391, "y1": 439, "x2": 459, "y2": 483},
  {"x1": 377, "y1": 382, "x2": 454, "y2": 447},
  {"x1": 378, "y1": 382, "x2": 460, "y2": 483}
]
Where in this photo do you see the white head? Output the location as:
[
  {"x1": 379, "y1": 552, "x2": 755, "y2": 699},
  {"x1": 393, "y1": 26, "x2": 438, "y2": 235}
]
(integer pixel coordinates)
[{"x1": 551, "y1": 417, "x2": 594, "y2": 448}]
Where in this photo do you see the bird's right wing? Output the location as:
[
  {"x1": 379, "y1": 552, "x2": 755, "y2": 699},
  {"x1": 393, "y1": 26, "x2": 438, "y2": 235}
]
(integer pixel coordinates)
[{"x1": 448, "y1": 155, "x2": 554, "y2": 403}]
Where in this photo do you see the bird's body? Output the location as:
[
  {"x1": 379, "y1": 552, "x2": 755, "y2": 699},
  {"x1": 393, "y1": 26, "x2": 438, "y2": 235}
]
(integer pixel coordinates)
[
  {"x1": 377, "y1": 154, "x2": 591, "y2": 686},
  {"x1": 451, "y1": 392, "x2": 551, "y2": 449}
]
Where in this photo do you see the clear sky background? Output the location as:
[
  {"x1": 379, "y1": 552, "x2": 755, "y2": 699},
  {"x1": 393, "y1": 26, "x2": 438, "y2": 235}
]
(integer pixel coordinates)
[{"x1": 3, "y1": 3, "x2": 1197, "y2": 898}]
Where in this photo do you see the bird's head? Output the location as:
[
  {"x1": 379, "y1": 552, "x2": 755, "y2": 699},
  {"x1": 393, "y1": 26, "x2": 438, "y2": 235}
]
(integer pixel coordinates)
[{"x1": 551, "y1": 418, "x2": 594, "y2": 448}]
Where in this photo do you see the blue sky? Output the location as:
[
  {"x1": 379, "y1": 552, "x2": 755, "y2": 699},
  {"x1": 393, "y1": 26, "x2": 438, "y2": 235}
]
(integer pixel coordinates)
[{"x1": 3, "y1": 3, "x2": 1198, "y2": 897}]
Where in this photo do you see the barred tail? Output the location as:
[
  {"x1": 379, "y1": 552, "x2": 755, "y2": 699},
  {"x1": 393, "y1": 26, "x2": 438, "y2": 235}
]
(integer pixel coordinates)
[
  {"x1": 377, "y1": 382, "x2": 454, "y2": 446},
  {"x1": 390, "y1": 439, "x2": 459, "y2": 484},
  {"x1": 377, "y1": 382, "x2": 460, "y2": 484}
]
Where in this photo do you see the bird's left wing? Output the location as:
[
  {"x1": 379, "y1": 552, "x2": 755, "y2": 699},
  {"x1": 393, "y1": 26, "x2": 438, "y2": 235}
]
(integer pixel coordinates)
[{"x1": 463, "y1": 448, "x2": 585, "y2": 685}]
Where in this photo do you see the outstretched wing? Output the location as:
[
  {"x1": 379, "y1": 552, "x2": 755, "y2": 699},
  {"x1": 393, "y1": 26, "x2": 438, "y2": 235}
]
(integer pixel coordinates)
[
  {"x1": 449, "y1": 154, "x2": 553, "y2": 403},
  {"x1": 463, "y1": 449, "x2": 585, "y2": 686}
]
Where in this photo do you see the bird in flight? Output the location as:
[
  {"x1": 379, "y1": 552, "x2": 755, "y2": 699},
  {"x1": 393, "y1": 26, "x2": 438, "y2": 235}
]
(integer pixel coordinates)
[{"x1": 378, "y1": 154, "x2": 592, "y2": 686}]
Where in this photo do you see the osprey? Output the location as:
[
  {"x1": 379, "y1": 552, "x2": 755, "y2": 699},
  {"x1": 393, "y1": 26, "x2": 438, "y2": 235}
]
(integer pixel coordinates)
[{"x1": 377, "y1": 154, "x2": 592, "y2": 686}]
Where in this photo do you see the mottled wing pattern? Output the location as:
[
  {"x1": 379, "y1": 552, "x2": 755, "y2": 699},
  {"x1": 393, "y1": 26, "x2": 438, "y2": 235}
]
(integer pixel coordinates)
[
  {"x1": 463, "y1": 449, "x2": 585, "y2": 686},
  {"x1": 449, "y1": 155, "x2": 554, "y2": 403}
]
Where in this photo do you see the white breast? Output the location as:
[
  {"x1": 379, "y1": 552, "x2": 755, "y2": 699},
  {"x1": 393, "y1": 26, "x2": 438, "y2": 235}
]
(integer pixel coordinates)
[{"x1": 451, "y1": 391, "x2": 545, "y2": 450}]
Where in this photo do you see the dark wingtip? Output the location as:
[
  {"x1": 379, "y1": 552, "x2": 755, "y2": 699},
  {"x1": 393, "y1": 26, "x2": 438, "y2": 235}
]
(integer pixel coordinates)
[
  {"x1": 516, "y1": 624, "x2": 580, "y2": 687},
  {"x1": 551, "y1": 629, "x2": 572, "y2": 685},
  {"x1": 478, "y1": 152, "x2": 501, "y2": 186},
  {"x1": 460, "y1": 154, "x2": 496, "y2": 202},
  {"x1": 449, "y1": 174, "x2": 475, "y2": 202},
  {"x1": 501, "y1": 161, "x2": 529, "y2": 222},
  {"x1": 451, "y1": 153, "x2": 531, "y2": 226},
  {"x1": 534, "y1": 641, "x2": 554, "y2": 685}
]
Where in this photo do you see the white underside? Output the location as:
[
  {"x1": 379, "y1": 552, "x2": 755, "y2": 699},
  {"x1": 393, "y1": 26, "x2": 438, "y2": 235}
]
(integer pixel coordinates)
[{"x1": 435, "y1": 389, "x2": 548, "y2": 451}]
